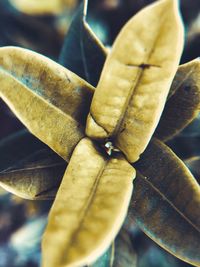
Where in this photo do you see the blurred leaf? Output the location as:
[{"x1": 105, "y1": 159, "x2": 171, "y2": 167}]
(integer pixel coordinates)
[
  {"x1": 90, "y1": 245, "x2": 114, "y2": 267},
  {"x1": 0, "y1": 46, "x2": 94, "y2": 161},
  {"x1": 0, "y1": 1, "x2": 63, "y2": 59},
  {"x1": 86, "y1": 0, "x2": 184, "y2": 163},
  {"x1": 113, "y1": 229, "x2": 137, "y2": 267},
  {"x1": 130, "y1": 138, "x2": 200, "y2": 267},
  {"x1": 167, "y1": 135, "x2": 200, "y2": 160},
  {"x1": 10, "y1": 216, "x2": 47, "y2": 266},
  {"x1": 42, "y1": 138, "x2": 135, "y2": 267},
  {"x1": 155, "y1": 59, "x2": 200, "y2": 141},
  {"x1": 9, "y1": 0, "x2": 77, "y2": 15},
  {"x1": 0, "y1": 130, "x2": 46, "y2": 171},
  {"x1": 59, "y1": 0, "x2": 107, "y2": 87},
  {"x1": 0, "y1": 148, "x2": 66, "y2": 200},
  {"x1": 185, "y1": 157, "x2": 200, "y2": 184}
]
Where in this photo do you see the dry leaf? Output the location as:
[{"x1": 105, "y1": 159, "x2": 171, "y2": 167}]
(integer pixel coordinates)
[
  {"x1": 0, "y1": 149, "x2": 66, "y2": 200},
  {"x1": 130, "y1": 138, "x2": 200, "y2": 267},
  {"x1": 42, "y1": 138, "x2": 135, "y2": 267},
  {"x1": 0, "y1": 46, "x2": 94, "y2": 161},
  {"x1": 155, "y1": 59, "x2": 200, "y2": 141},
  {"x1": 86, "y1": 0, "x2": 184, "y2": 162}
]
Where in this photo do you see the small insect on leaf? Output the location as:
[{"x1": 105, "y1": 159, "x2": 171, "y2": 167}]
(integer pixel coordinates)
[
  {"x1": 42, "y1": 138, "x2": 135, "y2": 267},
  {"x1": 86, "y1": 0, "x2": 184, "y2": 163}
]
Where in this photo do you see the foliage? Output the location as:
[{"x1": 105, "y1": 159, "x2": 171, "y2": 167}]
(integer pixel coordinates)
[{"x1": 0, "y1": 0, "x2": 200, "y2": 267}]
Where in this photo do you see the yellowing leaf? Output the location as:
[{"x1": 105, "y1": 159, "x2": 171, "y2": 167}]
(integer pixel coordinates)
[
  {"x1": 155, "y1": 59, "x2": 200, "y2": 141},
  {"x1": 0, "y1": 46, "x2": 94, "y2": 161},
  {"x1": 86, "y1": 0, "x2": 184, "y2": 162},
  {"x1": 130, "y1": 139, "x2": 200, "y2": 266},
  {"x1": 42, "y1": 138, "x2": 135, "y2": 267},
  {"x1": 9, "y1": 0, "x2": 77, "y2": 15},
  {"x1": 0, "y1": 149, "x2": 66, "y2": 200}
]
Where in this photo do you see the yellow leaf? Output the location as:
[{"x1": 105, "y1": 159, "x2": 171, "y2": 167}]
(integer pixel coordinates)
[
  {"x1": 0, "y1": 47, "x2": 94, "y2": 161},
  {"x1": 86, "y1": 0, "x2": 184, "y2": 162},
  {"x1": 42, "y1": 138, "x2": 135, "y2": 267},
  {"x1": 9, "y1": 0, "x2": 77, "y2": 15}
]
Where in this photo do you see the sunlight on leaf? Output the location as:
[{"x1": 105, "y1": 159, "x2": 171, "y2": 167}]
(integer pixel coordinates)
[
  {"x1": 0, "y1": 46, "x2": 94, "y2": 161},
  {"x1": 42, "y1": 138, "x2": 135, "y2": 267},
  {"x1": 86, "y1": 0, "x2": 184, "y2": 163}
]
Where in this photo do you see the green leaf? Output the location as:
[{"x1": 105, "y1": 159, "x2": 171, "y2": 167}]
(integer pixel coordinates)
[
  {"x1": 42, "y1": 138, "x2": 135, "y2": 267},
  {"x1": 59, "y1": 0, "x2": 107, "y2": 87},
  {"x1": 0, "y1": 46, "x2": 94, "y2": 161},
  {"x1": 130, "y1": 138, "x2": 200, "y2": 267},
  {"x1": 0, "y1": 130, "x2": 66, "y2": 199},
  {"x1": 155, "y1": 59, "x2": 200, "y2": 141}
]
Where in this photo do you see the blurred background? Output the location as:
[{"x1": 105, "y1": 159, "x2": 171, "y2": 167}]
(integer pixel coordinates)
[{"x1": 0, "y1": 0, "x2": 200, "y2": 266}]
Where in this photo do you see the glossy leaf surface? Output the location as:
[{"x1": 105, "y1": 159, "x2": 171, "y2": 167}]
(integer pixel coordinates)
[
  {"x1": 42, "y1": 138, "x2": 135, "y2": 267},
  {"x1": 86, "y1": 0, "x2": 184, "y2": 163},
  {"x1": 59, "y1": 0, "x2": 107, "y2": 87},
  {"x1": 130, "y1": 139, "x2": 200, "y2": 266},
  {"x1": 0, "y1": 46, "x2": 94, "y2": 161},
  {"x1": 155, "y1": 59, "x2": 200, "y2": 141}
]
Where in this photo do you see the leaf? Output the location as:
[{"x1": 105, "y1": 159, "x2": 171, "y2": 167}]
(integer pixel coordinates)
[
  {"x1": 155, "y1": 59, "x2": 200, "y2": 141},
  {"x1": 0, "y1": 46, "x2": 94, "y2": 161},
  {"x1": 0, "y1": 130, "x2": 46, "y2": 171},
  {"x1": 185, "y1": 157, "x2": 200, "y2": 184},
  {"x1": 167, "y1": 135, "x2": 200, "y2": 160},
  {"x1": 129, "y1": 138, "x2": 200, "y2": 266},
  {"x1": 90, "y1": 245, "x2": 114, "y2": 267},
  {"x1": 0, "y1": 148, "x2": 66, "y2": 200},
  {"x1": 90, "y1": 228, "x2": 137, "y2": 267},
  {"x1": 113, "y1": 229, "x2": 137, "y2": 267},
  {"x1": 86, "y1": 0, "x2": 184, "y2": 163},
  {"x1": 9, "y1": 0, "x2": 77, "y2": 15},
  {"x1": 59, "y1": 0, "x2": 107, "y2": 87},
  {"x1": 42, "y1": 138, "x2": 135, "y2": 267}
]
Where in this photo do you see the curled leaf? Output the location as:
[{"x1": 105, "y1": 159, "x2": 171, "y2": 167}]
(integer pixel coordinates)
[
  {"x1": 59, "y1": 0, "x2": 107, "y2": 87},
  {"x1": 0, "y1": 46, "x2": 94, "y2": 161},
  {"x1": 155, "y1": 59, "x2": 200, "y2": 141},
  {"x1": 42, "y1": 138, "x2": 135, "y2": 267},
  {"x1": 130, "y1": 139, "x2": 200, "y2": 266},
  {"x1": 86, "y1": 0, "x2": 184, "y2": 163}
]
